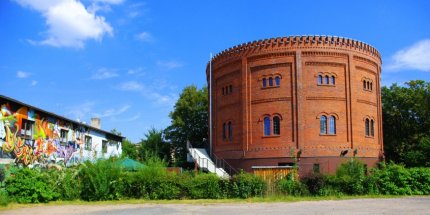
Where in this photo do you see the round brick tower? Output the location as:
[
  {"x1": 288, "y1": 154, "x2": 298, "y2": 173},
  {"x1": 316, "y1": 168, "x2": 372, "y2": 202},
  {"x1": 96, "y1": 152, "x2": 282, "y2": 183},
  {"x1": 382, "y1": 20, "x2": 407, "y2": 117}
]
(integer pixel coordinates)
[{"x1": 206, "y1": 36, "x2": 383, "y2": 175}]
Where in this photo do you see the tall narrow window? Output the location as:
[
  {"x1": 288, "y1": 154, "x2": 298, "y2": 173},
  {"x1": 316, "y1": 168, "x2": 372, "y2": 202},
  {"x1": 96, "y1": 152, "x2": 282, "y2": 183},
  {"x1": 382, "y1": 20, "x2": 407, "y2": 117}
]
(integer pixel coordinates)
[
  {"x1": 264, "y1": 117, "x2": 271, "y2": 136},
  {"x1": 102, "y1": 140, "x2": 108, "y2": 154},
  {"x1": 269, "y1": 77, "x2": 273, "y2": 86},
  {"x1": 365, "y1": 119, "x2": 370, "y2": 136},
  {"x1": 325, "y1": 76, "x2": 329, "y2": 84},
  {"x1": 367, "y1": 81, "x2": 370, "y2": 90},
  {"x1": 262, "y1": 78, "x2": 267, "y2": 87},
  {"x1": 318, "y1": 75, "x2": 323, "y2": 84},
  {"x1": 370, "y1": 120, "x2": 374, "y2": 137},
  {"x1": 370, "y1": 82, "x2": 373, "y2": 91},
  {"x1": 222, "y1": 87, "x2": 225, "y2": 95},
  {"x1": 222, "y1": 123, "x2": 226, "y2": 140},
  {"x1": 229, "y1": 85, "x2": 233, "y2": 93},
  {"x1": 363, "y1": 80, "x2": 366, "y2": 89},
  {"x1": 331, "y1": 76, "x2": 335, "y2": 85},
  {"x1": 320, "y1": 116, "x2": 327, "y2": 134},
  {"x1": 85, "y1": 136, "x2": 92, "y2": 150},
  {"x1": 275, "y1": 76, "x2": 280, "y2": 86},
  {"x1": 228, "y1": 121, "x2": 232, "y2": 140},
  {"x1": 273, "y1": 116, "x2": 280, "y2": 135},
  {"x1": 329, "y1": 116, "x2": 336, "y2": 134}
]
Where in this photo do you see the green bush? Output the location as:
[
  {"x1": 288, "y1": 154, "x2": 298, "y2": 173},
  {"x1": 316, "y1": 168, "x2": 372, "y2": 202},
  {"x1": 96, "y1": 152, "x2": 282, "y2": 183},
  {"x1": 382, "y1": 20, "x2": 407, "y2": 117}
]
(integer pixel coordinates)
[
  {"x1": 78, "y1": 160, "x2": 122, "y2": 201},
  {"x1": 5, "y1": 168, "x2": 59, "y2": 203},
  {"x1": 369, "y1": 162, "x2": 413, "y2": 195},
  {"x1": 51, "y1": 168, "x2": 82, "y2": 200},
  {"x1": 408, "y1": 167, "x2": 430, "y2": 195},
  {"x1": 332, "y1": 159, "x2": 367, "y2": 195},
  {"x1": 186, "y1": 173, "x2": 227, "y2": 199},
  {"x1": 230, "y1": 171, "x2": 266, "y2": 198},
  {"x1": 301, "y1": 173, "x2": 325, "y2": 195},
  {"x1": 0, "y1": 189, "x2": 10, "y2": 206},
  {"x1": 276, "y1": 173, "x2": 309, "y2": 196}
]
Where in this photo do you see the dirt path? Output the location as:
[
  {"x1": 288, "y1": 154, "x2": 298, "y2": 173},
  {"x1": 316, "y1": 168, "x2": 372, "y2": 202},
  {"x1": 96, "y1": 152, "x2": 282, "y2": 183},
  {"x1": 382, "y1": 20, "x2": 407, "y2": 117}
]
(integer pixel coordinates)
[{"x1": 1, "y1": 197, "x2": 430, "y2": 215}]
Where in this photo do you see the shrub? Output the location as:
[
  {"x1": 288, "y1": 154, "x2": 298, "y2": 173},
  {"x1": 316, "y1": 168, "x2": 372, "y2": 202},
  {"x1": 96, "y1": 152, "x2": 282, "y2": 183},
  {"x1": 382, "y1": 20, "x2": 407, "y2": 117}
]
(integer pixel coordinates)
[
  {"x1": 5, "y1": 168, "x2": 59, "y2": 203},
  {"x1": 276, "y1": 173, "x2": 309, "y2": 196},
  {"x1": 369, "y1": 162, "x2": 413, "y2": 195},
  {"x1": 408, "y1": 167, "x2": 430, "y2": 195},
  {"x1": 51, "y1": 168, "x2": 82, "y2": 200},
  {"x1": 78, "y1": 160, "x2": 122, "y2": 201},
  {"x1": 230, "y1": 171, "x2": 266, "y2": 198},
  {"x1": 186, "y1": 173, "x2": 227, "y2": 199},
  {"x1": 332, "y1": 159, "x2": 367, "y2": 195},
  {"x1": 0, "y1": 190, "x2": 10, "y2": 206},
  {"x1": 301, "y1": 173, "x2": 325, "y2": 196}
]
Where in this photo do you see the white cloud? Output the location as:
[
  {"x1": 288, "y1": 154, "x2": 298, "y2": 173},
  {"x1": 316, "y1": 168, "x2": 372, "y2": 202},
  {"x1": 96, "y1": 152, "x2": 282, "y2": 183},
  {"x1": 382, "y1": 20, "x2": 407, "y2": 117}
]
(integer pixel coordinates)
[
  {"x1": 134, "y1": 32, "x2": 153, "y2": 42},
  {"x1": 386, "y1": 39, "x2": 430, "y2": 72},
  {"x1": 94, "y1": 105, "x2": 130, "y2": 118},
  {"x1": 156, "y1": 60, "x2": 183, "y2": 70},
  {"x1": 15, "y1": 0, "x2": 117, "y2": 48},
  {"x1": 30, "y1": 80, "x2": 38, "y2": 86},
  {"x1": 118, "y1": 81, "x2": 144, "y2": 91},
  {"x1": 127, "y1": 67, "x2": 145, "y2": 76},
  {"x1": 66, "y1": 101, "x2": 96, "y2": 120},
  {"x1": 92, "y1": 0, "x2": 124, "y2": 4},
  {"x1": 91, "y1": 68, "x2": 119, "y2": 80},
  {"x1": 112, "y1": 113, "x2": 141, "y2": 122},
  {"x1": 16, "y1": 70, "x2": 31, "y2": 78}
]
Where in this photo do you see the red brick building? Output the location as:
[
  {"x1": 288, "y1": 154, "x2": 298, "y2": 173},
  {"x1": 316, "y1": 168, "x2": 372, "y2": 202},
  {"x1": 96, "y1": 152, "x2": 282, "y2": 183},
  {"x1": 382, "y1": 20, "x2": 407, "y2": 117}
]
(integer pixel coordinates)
[{"x1": 207, "y1": 36, "x2": 383, "y2": 175}]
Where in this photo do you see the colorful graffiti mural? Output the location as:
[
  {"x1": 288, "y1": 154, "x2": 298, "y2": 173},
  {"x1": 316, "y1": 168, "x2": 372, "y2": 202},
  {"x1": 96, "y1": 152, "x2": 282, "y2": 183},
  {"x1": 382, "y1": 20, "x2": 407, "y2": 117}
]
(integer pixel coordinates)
[{"x1": 0, "y1": 103, "x2": 92, "y2": 166}]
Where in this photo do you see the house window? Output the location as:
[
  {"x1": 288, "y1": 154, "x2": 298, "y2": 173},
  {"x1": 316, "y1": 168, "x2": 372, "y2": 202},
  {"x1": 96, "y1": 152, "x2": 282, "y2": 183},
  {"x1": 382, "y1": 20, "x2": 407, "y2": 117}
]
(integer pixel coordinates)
[
  {"x1": 229, "y1": 85, "x2": 233, "y2": 93},
  {"x1": 222, "y1": 122, "x2": 226, "y2": 140},
  {"x1": 84, "y1": 136, "x2": 92, "y2": 150},
  {"x1": 20, "y1": 119, "x2": 34, "y2": 138},
  {"x1": 102, "y1": 140, "x2": 108, "y2": 153},
  {"x1": 269, "y1": 77, "x2": 273, "y2": 86},
  {"x1": 222, "y1": 87, "x2": 225, "y2": 95},
  {"x1": 313, "y1": 163, "x2": 320, "y2": 173},
  {"x1": 363, "y1": 80, "x2": 366, "y2": 89},
  {"x1": 60, "y1": 129, "x2": 68, "y2": 145},
  {"x1": 318, "y1": 75, "x2": 323, "y2": 85},
  {"x1": 264, "y1": 117, "x2": 271, "y2": 136},
  {"x1": 370, "y1": 120, "x2": 374, "y2": 136},
  {"x1": 331, "y1": 76, "x2": 335, "y2": 85},
  {"x1": 228, "y1": 121, "x2": 232, "y2": 140},
  {"x1": 275, "y1": 76, "x2": 280, "y2": 86},
  {"x1": 262, "y1": 78, "x2": 267, "y2": 87},
  {"x1": 329, "y1": 116, "x2": 336, "y2": 134},
  {"x1": 273, "y1": 116, "x2": 280, "y2": 135},
  {"x1": 363, "y1": 79, "x2": 373, "y2": 91},
  {"x1": 320, "y1": 116, "x2": 327, "y2": 134},
  {"x1": 365, "y1": 118, "x2": 370, "y2": 136},
  {"x1": 325, "y1": 75, "x2": 329, "y2": 84}
]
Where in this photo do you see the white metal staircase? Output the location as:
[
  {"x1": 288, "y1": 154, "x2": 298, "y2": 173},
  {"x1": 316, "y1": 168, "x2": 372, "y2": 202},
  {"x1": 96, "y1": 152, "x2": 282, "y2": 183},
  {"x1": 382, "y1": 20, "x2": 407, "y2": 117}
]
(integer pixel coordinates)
[{"x1": 186, "y1": 141, "x2": 236, "y2": 179}]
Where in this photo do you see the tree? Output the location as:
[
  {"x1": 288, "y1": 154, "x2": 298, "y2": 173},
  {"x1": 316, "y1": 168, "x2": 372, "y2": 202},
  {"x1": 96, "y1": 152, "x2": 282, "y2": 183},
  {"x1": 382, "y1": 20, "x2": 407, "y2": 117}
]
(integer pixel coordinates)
[
  {"x1": 121, "y1": 139, "x2": 139, "y2": 160},
  {"x1": 382, "y1": 80, "x2": 430, "y2": 166},
  {"x1": 164, "y1": 85, "x2": 208, "y2": 167},
  {"x1": 139, "y1": 128, "x2": 171, "y2": 164}
]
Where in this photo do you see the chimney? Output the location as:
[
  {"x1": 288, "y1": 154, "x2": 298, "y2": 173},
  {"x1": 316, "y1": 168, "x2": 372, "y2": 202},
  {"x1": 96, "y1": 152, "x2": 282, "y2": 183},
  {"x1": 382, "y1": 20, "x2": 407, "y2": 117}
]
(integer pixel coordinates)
[{"x1": 91, "y1": 118, "x2": 101, "y2": 129}]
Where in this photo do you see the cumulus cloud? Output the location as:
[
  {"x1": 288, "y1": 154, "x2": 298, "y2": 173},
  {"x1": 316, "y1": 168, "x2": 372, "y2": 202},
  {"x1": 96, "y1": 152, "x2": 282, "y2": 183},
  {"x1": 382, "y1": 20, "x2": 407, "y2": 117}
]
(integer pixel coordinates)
[
  {"x1": 16, "y1": 70, "x2": 31, "y2": 78},
  {"x1": 134, "y1": 32, "x2": 153, "y2": 42},
  {"x1": 386, "y1": 39, "x2": 430, "y2": 72},
  {"x1": 15, "y1": 0, "x2": 118, "y2": 48},
  {"x1": 91, "y1": 68, "x2": 119, "y2": 80},
  {"x1": 156, "y1": 60, "x2": 183, "y2": 70}
]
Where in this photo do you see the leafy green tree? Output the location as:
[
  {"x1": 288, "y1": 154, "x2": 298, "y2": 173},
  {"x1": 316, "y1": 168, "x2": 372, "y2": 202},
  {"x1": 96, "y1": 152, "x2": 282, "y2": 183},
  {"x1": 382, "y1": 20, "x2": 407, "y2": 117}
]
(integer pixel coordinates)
[
  {"x1": 121, "y1": 139, "x2": 139, "y2": 160},
  {"x1": 382, "y1": 80, "x2": 430, "y2": 166},
  {"x1": 139, "y1": 128, "x2": 171, "y2": 163},
  {"x1": 164, "y1": 85, "x2": 208, "y2": 167}
]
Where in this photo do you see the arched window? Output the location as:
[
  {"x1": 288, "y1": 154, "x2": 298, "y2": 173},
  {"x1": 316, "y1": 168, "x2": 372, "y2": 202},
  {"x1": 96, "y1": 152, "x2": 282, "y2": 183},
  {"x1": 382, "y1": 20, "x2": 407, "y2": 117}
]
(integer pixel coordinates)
[
  {"x1": 365, "y1": 118, "x2": 370, "y2": 136},
  {"x1": 273, "y1": 116, "x2": 280, "y2": 135},
  {"x1": 325, "y1": 76, "x2": 329, "y2": 84},
  {"x1": 262, "y1": 78, "x2": 267, "y2": 87},
  {"x1": 320, "y1": 116, "x2": 327, "y2": 134},
  {"x1": 228, "y1": 121, "x2": 232, "y2": 140},
  {"x1": 318, "y1": 75, "x2": 323, "y2": 85},
  {"x1": 222, "y1": 123, "x2": 226, "y2": 140},
  {"x1": 370, "y1": 120, "x2": 374, "y2": 137},
  {"x1": 331, "y1": 76, "x2": 335, "y2": 85},
  {"x1": 264, "y1": 117, "x2": 271, "y2": 136},
  {"x1": 367, "y1": 81, "x2": 370, "y2": 90},
  {"x1": 363, "y1": 80, "x2": 366, "y2": 89},
  {"x1": 269, "y1": 77, "x2": 273, "y2": 86},
  {"x1": 370, "y1": 82, "x2": 373, "y2": 91},
  {"x1": 329, "y1": 116, "x2": 336, "y2": 134},
  {"x1": 275, "y1": 76, "x2": 280, "y2": 86}
]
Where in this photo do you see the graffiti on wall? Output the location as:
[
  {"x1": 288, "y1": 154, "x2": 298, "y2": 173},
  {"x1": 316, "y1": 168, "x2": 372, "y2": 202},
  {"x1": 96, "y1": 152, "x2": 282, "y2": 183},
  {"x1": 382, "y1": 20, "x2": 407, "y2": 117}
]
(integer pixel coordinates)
[{"x1": 0, "y1": 103, "x2": 90, "y2": 166}]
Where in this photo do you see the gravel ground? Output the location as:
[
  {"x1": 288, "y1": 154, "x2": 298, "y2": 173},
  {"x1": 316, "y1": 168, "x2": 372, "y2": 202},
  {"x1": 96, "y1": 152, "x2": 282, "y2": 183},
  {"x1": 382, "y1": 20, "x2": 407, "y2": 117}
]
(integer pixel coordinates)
[{"x1": 1, "y1": 197, "x2": 430, "y2": 215}]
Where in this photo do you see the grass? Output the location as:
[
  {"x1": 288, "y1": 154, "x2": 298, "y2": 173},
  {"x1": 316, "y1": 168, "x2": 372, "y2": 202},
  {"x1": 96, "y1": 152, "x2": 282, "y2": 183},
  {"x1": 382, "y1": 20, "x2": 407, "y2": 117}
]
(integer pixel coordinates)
[{"x1": 0, "y1": 195, "x2": 420, "y2": 211}]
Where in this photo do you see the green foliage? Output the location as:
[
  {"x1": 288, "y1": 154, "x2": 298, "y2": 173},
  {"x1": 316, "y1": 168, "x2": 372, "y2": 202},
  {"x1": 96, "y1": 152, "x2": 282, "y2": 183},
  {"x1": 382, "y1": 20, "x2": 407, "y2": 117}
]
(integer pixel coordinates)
[
  {"x1": 332, "y1": 159, "x2": 367, "y2": 195},
  {"x1": 5, "y1": 168, "x2": 59, "y2": 203},
  {"x1": 230, "y1": 171, "x2": 266, "y2": 198},
  {"x1": 78, "y1": 159, "x2": 122, "y2": 201},
  {"x1": 0, "y1": 189, "x2": 10, "y2": 206},
  {"x1": 51, "y1": 168, "x2": 82, "y2": 200},
  {"x1": 276, "y1": 173, "x2": 309, "y2": 196},
  {"x1": 301, "y1": 173, "x2": 325, "y2": 196},
  {"x1": 382, "y1": 80, "x2": 430, "y2": 166},
  {"x1": 164, "y1": 85, "x2": 208, "y2": 167},
  {"x1": 369, "y1": 162, "x2": 414, "y2": 195},
  {"x1": 139, "y1": 128, "x2": 171, "y2": 164},
  {"x1": 186, "y1": 173, "x2": 228, "y2": 199},
  {"x1": 121, "y1": 139, "x2": 139, "y2": 160}
]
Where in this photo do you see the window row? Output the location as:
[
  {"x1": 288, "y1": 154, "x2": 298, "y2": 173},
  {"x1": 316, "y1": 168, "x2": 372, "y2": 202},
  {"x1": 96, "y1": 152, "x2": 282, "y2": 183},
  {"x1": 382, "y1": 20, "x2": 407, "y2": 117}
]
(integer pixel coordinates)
[
  {"x1": 262, "y1": 76, "x2": 281, "y2": 88},
  {"x1": 317, "y1": 75, "x2": 336, "y2": 85},
  {"x1": 263, "y1": 116, "x2": 281, "y2": 136},
  {"x1": 363, "y1": 80, "x2": 373, "y2": 91},
  {"x1": 320, "y1": 115, "x2": 336, "y2": 135},
  {"x1": 365, "y1": 118, "x2": 375, "y2": 137},
  {"x1": 222, "y1": 85, "x2": 233, "y2": 95},
  {"x1": 222, "y1": 121, "x2": 233, "y2": 141}
]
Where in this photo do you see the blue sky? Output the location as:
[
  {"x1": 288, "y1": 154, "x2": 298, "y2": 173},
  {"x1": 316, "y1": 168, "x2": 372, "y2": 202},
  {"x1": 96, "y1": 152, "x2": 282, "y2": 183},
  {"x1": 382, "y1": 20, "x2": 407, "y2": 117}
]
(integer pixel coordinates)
[{"x1": 1, "y1": 0, "x2": 429, "y2": 142}]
